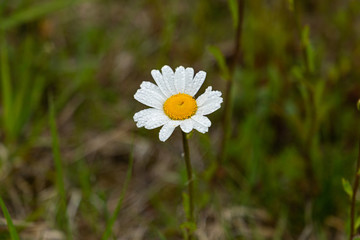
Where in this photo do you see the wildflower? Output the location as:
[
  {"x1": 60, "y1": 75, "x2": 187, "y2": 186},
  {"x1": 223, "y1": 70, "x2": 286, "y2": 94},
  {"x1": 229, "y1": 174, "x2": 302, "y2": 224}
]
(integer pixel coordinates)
[{"x1": 134, "y1": 65, "x2": 223, "y2": 141}]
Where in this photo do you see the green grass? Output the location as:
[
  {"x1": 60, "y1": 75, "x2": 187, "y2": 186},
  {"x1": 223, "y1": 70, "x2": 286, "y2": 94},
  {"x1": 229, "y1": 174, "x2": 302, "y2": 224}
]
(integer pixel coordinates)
[
  {"x1": 0, "y1": 0, "x2": 90, "y2": 31},
  {"x1": 0, "y1": 0, "x2": 359, "y2": 239},
  {"x1": 49, "y1": 96, "x2": 72, "y2": 239},
  {"x1": 101, "y1": 145, "x2": 134, "y2": 240},
  {"x1": 1, "y1": 39, "x2": 13, "y2": 143},
  {"x1": 0, "y1": 196, "x2": 20, "y2": 240},
  {"x1": 0, "y1": 37, "x2": 45, "y2": 145}
]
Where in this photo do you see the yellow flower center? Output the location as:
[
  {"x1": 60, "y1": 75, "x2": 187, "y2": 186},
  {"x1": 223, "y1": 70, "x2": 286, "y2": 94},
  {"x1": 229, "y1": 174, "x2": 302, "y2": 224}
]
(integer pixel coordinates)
[{"x1": 163, "y1": 93, "x2": 197, "y2": 120}]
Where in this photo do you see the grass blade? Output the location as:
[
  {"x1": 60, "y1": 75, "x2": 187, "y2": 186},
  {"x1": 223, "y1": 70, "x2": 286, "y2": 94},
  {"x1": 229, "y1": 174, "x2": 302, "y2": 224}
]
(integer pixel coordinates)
[
  {"x1": 0, "y1": 196, "x2": 20, "y2": 240},
  {"x1": 0, "y1": 0, "x2": 90, "y2": 31},
  {"x1": 12, "y1": 37, "x2": 33, "y2": 137},
  {"x1": 0, "y1": 39, "x2": 14, "y2": 142},
  {"x1": 208, "y1": 45, "x2": 230, "y2": 80},
  {"x1": 227, "y1": 0, "x2": 238, "y2": 29},
  {"x1": 17, "y1": 76, "x2": 46, "y2": 136},
  {"x1": 48, "y1": 96, "x2": 72, "y2": 239},
  {"x1": 101, "y1": 145, "x2": 134, "y2": 240}
]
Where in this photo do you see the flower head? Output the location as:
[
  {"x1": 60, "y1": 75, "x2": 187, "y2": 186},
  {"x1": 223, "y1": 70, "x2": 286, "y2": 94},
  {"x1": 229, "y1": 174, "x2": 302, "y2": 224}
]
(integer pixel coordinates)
[{"x1": 133, "y1": 65, "x2": 223, "y2": 142}]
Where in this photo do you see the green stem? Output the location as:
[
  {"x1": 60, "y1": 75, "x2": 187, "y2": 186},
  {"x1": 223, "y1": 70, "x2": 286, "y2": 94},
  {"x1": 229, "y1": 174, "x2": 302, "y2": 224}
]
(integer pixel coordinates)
[
  {"x1": 293, "y1": 0, "x2": 318, "y2": 200},
  {"x1": 350, "y1": 139, "x2": 360, "y2": 240},
  {"x1": 218, "y1": 0, "x2": 244, "y2": 165},
  {"x1": 182, "y1": 131, "x2": 194, "y2": 239}
]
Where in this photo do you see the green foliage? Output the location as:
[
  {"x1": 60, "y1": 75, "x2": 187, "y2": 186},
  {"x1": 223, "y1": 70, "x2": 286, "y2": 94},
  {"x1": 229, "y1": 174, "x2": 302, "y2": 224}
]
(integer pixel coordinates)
[
  {"x1": 182, "y1": 192, "x2": 190, "y2": 221},
  {"x1": 227, "y1": 0, "x2": 238, "y2": 29},
  {"x1": 342, "y1": 178, "x2": 353, "y2": 199},
  {"x1": 288, "y1": 0, "x2": 294, "y2": 11},
  {"x1": 0, "y1": 0, "x2": 89, "y2": 31},
  {"x1": 0, "y1": 39, "x2": 12, "y2": 141},
  {"x1": 0, "y1": 0, "x2": 359, "y2": 239},
  {"x1": 301, "y1": 25, "x2": 315, "y2": 73},
  {"x1": 0, "y1": 196, "x2": 20, "y2": 240},
  {"x1": 1, "y1": 38, "x2": 46, "y2": 144},
  {"x1": 208, "y1": 45, "x2": 230, "y2": 80},
  {"x1": 180, "y1": 220, "x2": 196, "y2": 240},
  {"x1": 102, "y1": 147, "x2": 134, "y2": 240},
  {"x1": 0, "y1": 38, "x2": 45, "y2": 146},
  {"x1": 49, "y1": 96, "x2": 72, "y2": 239},
  {"x1": 157, "y1": 230, "x2": 167, "y2": 240},
  {"x1": 355, "y1": 216, "x2": 360, "y2": 230}
]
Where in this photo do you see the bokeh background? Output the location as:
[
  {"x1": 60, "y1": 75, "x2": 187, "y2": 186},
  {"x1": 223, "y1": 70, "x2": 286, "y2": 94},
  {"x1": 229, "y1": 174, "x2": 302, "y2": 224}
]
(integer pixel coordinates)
[{"x1": 0, "y1": 0, "x2": 360, "y2": 239}]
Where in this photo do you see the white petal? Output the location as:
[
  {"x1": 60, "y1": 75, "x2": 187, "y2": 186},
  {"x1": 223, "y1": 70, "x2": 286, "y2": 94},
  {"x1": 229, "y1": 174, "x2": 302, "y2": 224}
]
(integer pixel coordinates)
[
  {"x1": 137, "y1": 83, "x2": 166, "y2": 105},
  {"x1": 180, "y1": 118, "x2": 193, "y2": 133},
  {"x1": 174, "y1": 66, "x2": 186, "y2": 93},
  {"x1": 191, "y1": 119, "x2": 209, "y2": 134},
  {"x1": 144, "y1": 112, "x2": 170, "y2": 130},
  {"x1": 184, "y1": 67, "x2": 194, "y2": 95},
  {"x1": 134, "y1": 108, "x2": 163, "y2": 128},
  {"x1": 188, "y1": 71, "x2": 206, "y2": 96},
  {"x1": 195, "y1": 87, "x2": 223, "y2": 115},
  {"x1": 159, "y1": 120, "x2": 181, "y2": 142},
  {"x1": 161, "y1": 65, "x2": 177, "y2": 95},
  {"x1": 196, "y1": 86, "x2": 212, "y2": 106},
  {"x1": 151, "y1": 70, "x2": 171, "y2": 98},
  {"x1": 134, "y1": 89, "x2": 163, "y2": 109},
  {"x1": 197, "y1": 104, "x2": 222, "y2": 116},
  {"x1": 197, "y1": 97, "x2": 223, "y2": 115},
  {"x1": 140, "y1": 81, "x2": 166, "y2": 101},
  {"x1": 191, "y1": 115, "x2": 211, "y2": 127},
  {"x1": 196, "y1": 86, "x2": 222, "y2": 107}
]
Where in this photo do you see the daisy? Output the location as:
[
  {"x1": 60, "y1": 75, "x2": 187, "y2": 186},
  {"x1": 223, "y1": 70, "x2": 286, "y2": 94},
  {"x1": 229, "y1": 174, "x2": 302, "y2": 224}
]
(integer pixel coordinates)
[{"x1": 133, "y1": 65, "x2": 223, "y2": 142}]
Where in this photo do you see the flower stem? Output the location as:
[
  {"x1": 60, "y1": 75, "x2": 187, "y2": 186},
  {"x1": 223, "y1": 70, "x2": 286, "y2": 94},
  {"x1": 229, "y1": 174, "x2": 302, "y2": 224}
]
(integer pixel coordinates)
[
  {"x1": 350, "y1": 139, "x2": 360, "y2": 240},
  {"x1": 218, "y1": 0, "x2": 244, "y2": 165},
  {"x1": 182, "y1": 131, "x2": 194, "y2": 239}
]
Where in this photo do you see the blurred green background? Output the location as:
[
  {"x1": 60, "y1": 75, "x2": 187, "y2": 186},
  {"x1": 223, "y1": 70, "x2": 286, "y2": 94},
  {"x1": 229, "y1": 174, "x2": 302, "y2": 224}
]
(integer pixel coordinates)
[{"x1": 0, "y1": 0, "x2": 360, "y2": 239}]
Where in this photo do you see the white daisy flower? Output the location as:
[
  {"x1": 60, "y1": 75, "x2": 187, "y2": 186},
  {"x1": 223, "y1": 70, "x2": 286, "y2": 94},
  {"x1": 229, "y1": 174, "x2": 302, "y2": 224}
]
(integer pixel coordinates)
[{"x1": 133, "y1": 65, "x2": 223, "y2": 142}]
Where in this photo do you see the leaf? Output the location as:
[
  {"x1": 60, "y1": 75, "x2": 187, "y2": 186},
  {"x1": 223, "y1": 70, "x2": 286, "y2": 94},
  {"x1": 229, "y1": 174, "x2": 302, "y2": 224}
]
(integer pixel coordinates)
[
  {"x1": 301, "y1": 25, "x2": 310, "y2": 47},
  {"x1": 227, "y1": 0, "x2": 238, "y2": 29},
  {"x1": 305, "y1": 43, "x2": 315, "y2": 73},
  {"x1": 342, "y1": 178, "x2": 353, "y2": 199},
  {"x1": 208, "y1": 45, "x2": 230, "y2": 80},
  {"x1": 182, "y1": 192, "x2": 190, "y2": 220},
  {"x1": 355, "y1": 216, "x2": 360, "y2": 230},
  {"x1": 0, "y1": 196, "x2": 20, "y2": 240},
  {"x1": 157, "y1": 230, "x2": 167, "y2": 240},
  {"x1": 288, "y1": 0, "x2": 294, "y2": 11},
  {"x1": 301, "y1": 25, "x2": 315, "y2": 73},
  {"x1": 180, "y1": 221, "x2": 197, "y2": 234}
]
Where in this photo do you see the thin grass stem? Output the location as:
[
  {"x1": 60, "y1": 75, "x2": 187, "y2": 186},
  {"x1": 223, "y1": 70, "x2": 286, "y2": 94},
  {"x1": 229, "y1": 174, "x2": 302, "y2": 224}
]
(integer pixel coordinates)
[
  {"x1": 350, "y1": 139, "x2": 360, "y2": 240},
  {"x1": 218, "y1": 0, "x2": 244, "y2": 165},
  {"x1": 49, "y1": 96, "x2": 72, "y2": 239},
  {"x1": 0, "y1": 39, "x2": 14, "y2": 143},
  {"x1": 0, "y1": 196, "x2": 20, "y2": 240},
  {"x1": 101, "y1": 143, "x2": 134, "y2": 240}
]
